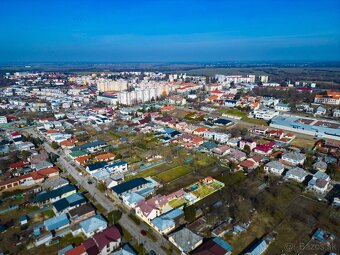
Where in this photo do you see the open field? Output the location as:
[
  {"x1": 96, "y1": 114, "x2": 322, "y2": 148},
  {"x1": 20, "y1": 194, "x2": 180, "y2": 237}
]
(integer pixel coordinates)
[
  {"x1": 226, "y1": 212, "x2": 278, "y2": 254},
  {"x1": 221, "y1": 109, "x2": 268, "y2": 126},
  {"x1": 155, "y1": 165, "x2": 192, "y2": 183},
  {"x1": 183, "y1": 67, "x2": 340, "y2": 87},
  {"x1": 291, "y1": 137, "x2": 316, "y2": 149}
]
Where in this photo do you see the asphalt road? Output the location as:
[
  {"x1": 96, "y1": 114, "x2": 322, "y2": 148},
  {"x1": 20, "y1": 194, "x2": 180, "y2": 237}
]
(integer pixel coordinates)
[{"x1": 25, "y1": 128, "x2": 172, "y2": 255}]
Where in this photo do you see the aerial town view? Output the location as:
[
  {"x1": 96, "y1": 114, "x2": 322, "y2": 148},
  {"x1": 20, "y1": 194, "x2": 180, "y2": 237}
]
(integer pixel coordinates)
[{"x1": 0, "y1": 1, "x2": 339, "y2": 255}]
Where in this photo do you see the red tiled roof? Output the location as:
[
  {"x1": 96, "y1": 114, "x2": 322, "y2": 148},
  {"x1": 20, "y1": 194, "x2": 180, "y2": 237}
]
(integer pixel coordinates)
[
  {"x1": 30, "y1": 167, "x2": 59, "y2": 180},
  {"x1": 65, "y1": 244, "x2": 86, "y2": 255},
  {"x1": 9, "y1": 161, "x2": 27, "y2": 169},
  {"x1": 92, "y1": 226, "x2": 121, "y2": 250}
]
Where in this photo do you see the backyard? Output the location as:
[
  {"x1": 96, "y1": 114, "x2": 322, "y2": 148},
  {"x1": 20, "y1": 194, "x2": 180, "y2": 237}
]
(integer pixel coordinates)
[{"x1": 155, "y1": 165, "x2": 192, "y2": 183}]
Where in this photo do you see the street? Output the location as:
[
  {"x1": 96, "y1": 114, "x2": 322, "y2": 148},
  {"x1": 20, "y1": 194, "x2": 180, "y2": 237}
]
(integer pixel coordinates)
[{"x1": 24, "y1": 128, "x2": 172, "y2": 255}]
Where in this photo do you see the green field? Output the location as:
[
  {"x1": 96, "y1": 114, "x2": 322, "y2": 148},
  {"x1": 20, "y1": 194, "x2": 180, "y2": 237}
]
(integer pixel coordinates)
[
  {"x1": 155, "y1": 165, "x2": 192, "y2": 183},
  {"x1": 221, "y1": 109, "x2": 248, "y2": 117},
  {"x1": 221, "y1": 109, "x2": 268, "y2": 126}
]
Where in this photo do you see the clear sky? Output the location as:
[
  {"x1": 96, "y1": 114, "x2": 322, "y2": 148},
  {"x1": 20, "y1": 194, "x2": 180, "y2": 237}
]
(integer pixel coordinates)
[{"x1": 0, "y1": 0, "x2": 339, "y2": 63}]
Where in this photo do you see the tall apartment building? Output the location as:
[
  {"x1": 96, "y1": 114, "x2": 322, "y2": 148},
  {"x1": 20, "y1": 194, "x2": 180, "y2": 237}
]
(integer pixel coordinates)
[
  {"x1": 117, "y1": 87, "x2": 167, "y2": 105},
  {"x1": 215, "y1": 75, "x2": 256, "y2": 84},
  {"x1": 97, "y1": 79, "x2": 128, "y2": 92}
]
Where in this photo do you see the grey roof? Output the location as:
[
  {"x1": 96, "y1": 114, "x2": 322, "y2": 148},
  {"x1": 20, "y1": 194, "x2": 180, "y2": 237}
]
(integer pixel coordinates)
[
  {"x1": 314, "y1": 171, "x2": 329, "y2": 180},
  {"x1": 286, "y1": 167, "x2": 308, "y2": 179},
  {"x1": 283, "y1": 151, "x2": 306, "y2": 161},
  {"x1": 169, "y1": 228, "x2": 203, "y2": 252},
  {"x1": 313, "y1": 161, "x2": 327, "y2": 170},
  {"x1": 265, "y1": 161, "x2": 284, "y2": 170},
  {"x1": 41, "y1": 177, "x2": 69, "y2": 190}
]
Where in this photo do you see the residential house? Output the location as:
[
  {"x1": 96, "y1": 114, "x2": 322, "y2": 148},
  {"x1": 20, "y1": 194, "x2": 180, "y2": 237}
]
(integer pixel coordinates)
[
  {"x1": 244, "y1": 239, "x2": 268, "y2": 255},
  {"x1": 70, "y1": 140, "x2": 106, "y2": 153},
  {"x1": 274, "y1": 103, "x2": 290, "y2": 112},
  {"x1": 79, "y1": 214, "x2": 108, "y2": 238},
  {"x1": 68, "y1": 203, "x2": 96, "y2": 224},
  {"x1": 75, "y1": 155, "x2": 91, "y2": 166},
  {"x1": 239, "y1": 139, "x2": 257, "y2": 151},
  {"x1": 315, "y1": 106, "x2": 327, "y2": 116},
  {"x1": 285, "y1": 167, "x2": 308, "y2": 183},
  {"x1": 308, "y1": 171, "x2": 330, "y2": 193},
  {"x1": 0, "y1": 167, "x2": 59, "y2": 194},
  {"x1": 312, "y1": 228, "x2": 335, "y2": 244},
  {"x1": 204, "y1": 132, "x2": 230, "y2": 143},
  {"x1": 66, "y1": 226, "x2": 122, "y2": 255},
  {"x1": 151, "y1": 208, "x2": 184, "y2": 235},
  {"x1": 53, "y1": 193, "x2": 87, "y2": 215},
  {"x1": 33, "y1": 184, "x2": 77, "y2": 205},
  {"x1": 105, "y1": 161, "x2": 128, "y2": 173},
  {"x1": 122, "y1": 192, "x2": 145, "y2": 208},
  {"x1": 264, "y1": 161, "x2": 285, "y2": 175},
  {"x1": 254, "y1": 141, "x2": 275, "y2": 156},
  {"x1": 228, "y1": 148, "x2": 247, "y2": 162},
  {"x1": 191, "y1": 237, "x2": 234, "y2": 255},
  {"x1": 227, "y1": 138, "x2": 240, "y2": 147},
  {"x1": 169, "y1": 227, "x2": 203, "y2": 254},
  {"x1": 212, "y1": 145, "x2": 230, "y2": 156},
  {"x1": 281, "y1": 151, "x2": 306, "y2": 166},
  {"x1": 111, "y1": 178, "x2": 149, "y2": 197},
  {"x1": 44, "y1": 213, "x2": 70, "y2": 232},
  {"x1": 333, "y1": 109, "x2": 340, "y2": 118},
  {"x1": 95, "y1": 153, "x2": 115, "y2": 162},
  {"x1": 240, "y1": 158, "x2": 259, "y2": 172},
  {"x1": 105, "y1": 174, "x2": 125, "y2": 189},
  {"x1": 85, "y1": 162, "x2": 108, "y2": 175},
  {"x1": 136, "y1": 190, "x2": 184, "y2": 222},
  {"x1": 313, "y1": 161, "x2": 328, "y2": 172},
  {"x1": 41, "y1": 177, "x2": 69, "y2": 191},
  {"x1": 250, "y1": 126, "x2": 268, "y2": 135},
  {"x1": 193, "y1": 127, "x2": 209, "y2": 136},
  {"x1": 111, "y1": 244, "x2": 136, "y2": 255}
]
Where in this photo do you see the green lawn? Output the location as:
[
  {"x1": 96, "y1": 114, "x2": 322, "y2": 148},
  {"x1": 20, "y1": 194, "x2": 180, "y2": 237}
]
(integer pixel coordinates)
[
  {"x1": 215, "y1": 171, "x2": 247, "y2": 186},
  {"x1": 169, "y1": 198, "x2": 186, "y2": 208},
  {"x1": 242, "y1": 117, "x2": 268, "y2": 126},
  {"x1": 155, "y1": 165, "x2": 192, "y2": 183},
  {"x1": 221, "y1": 109, "x2": 268, "y2": 126},
  {"x1": 221, "y1": 109, "x2": 248, "y2": 117}
]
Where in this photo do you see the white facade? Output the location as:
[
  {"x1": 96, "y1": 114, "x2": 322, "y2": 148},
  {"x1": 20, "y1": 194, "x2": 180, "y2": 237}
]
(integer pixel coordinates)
[{"x1": 0, "y1": 116, "x2": 7, "y2": 124}]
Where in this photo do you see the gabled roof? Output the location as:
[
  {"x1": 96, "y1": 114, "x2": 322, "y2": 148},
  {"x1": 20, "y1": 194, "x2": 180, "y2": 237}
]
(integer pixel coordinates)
[
  {"x1": 92, "y1": 226, "x2": 121, "y2": 250},
  {"x1": 44, "y1": 213, "x2": 70, "y2": 231},
  {"x1": 53, "y1": 193, "x2": 86, "y2": 212},
  {"x1": 191, "y1": 237, "x2": 234, "y2": 255},
  {"x1": 111, "y1": 178, "x2": 148, "y2": 195},
  {"x1": 71, "y1": 140, "x2": 106, "y2": 152},
  {"x1": 79, "y1": 214, "x2": 107, "y2": 234},
  {"x1": 83, "y1": 238, "x2": 99, "y2": 255},
  {"x1": 68, "y1": 203, "x2": 96, "y2": 219},
  {"x1": 65, "y1": 244, "x2": 86, "y2": 255},
  {"x1": 111, "y1": 244, "x2": 136, "y2": 255},
  {"x1": 86, "y1": 162, "x2": 107, "y2": 171},
  {"x1": 33, "y1": 184, "x2": 77, "y2": 203}
]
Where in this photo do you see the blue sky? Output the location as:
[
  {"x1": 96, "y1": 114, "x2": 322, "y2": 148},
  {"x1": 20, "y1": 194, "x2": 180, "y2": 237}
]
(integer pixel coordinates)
[{"x1": 0, "y1": 0, "x2": 339, "y2": 63}]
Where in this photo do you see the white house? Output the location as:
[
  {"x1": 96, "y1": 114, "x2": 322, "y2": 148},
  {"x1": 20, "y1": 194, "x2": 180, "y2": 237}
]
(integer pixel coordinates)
[
  {"x1": 281, "y1": 151, "x2": 306, "y2": 166},
  {"x1": 285, "y1": 167, "x2": 308, "y2": 183},
  {"x1": 264, "y1": 161, "x2": 285, "y2": 175},
  {"x1": 275, "y1": 103, "x2": 291, "y2": 112},
  {"x1": 307, "y1": 171, "x2": 330, "y2": 193}
]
